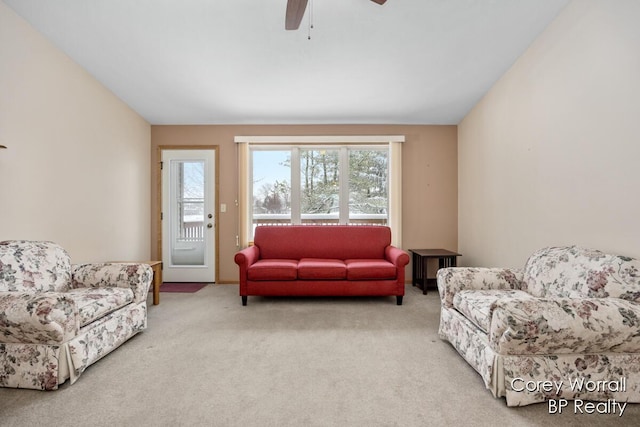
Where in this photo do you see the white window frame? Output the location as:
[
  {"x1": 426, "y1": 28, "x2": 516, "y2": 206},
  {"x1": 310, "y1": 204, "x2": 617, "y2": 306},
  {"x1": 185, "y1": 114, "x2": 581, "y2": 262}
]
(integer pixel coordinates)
[{"x1": 235, "y1": 135, "x2": 404, "y2": 247}]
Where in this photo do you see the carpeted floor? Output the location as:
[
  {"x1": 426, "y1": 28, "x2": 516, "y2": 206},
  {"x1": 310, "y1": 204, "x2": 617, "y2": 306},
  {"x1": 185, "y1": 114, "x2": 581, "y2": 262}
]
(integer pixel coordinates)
[
  {"x1": 160, "y1": 282, "x2": 208, "y2": 293},
  {"x1": 0, "y1": 284, "x2": 638, "y2": 426}
]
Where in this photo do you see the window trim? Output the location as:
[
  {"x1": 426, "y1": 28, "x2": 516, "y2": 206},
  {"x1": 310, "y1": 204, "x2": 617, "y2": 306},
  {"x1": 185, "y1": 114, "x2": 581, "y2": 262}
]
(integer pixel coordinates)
[{"x1": 235, "y1": 135, "x2": 405, "y2": 144}]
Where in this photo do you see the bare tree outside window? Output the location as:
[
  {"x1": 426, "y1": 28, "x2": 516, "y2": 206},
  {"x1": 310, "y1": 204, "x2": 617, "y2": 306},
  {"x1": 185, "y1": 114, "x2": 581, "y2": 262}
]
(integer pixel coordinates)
[
  {"x1": 253, "y1": 151, "x2": 291, "y2": 223},
  {"x1": 300, "y1": 149, "x2": 340, "y2": 218},
  {"x1": 349, "y1": 149, "x2": 388, "y2": 216},
  {"x1": 251, "y1": 146, "x2": 388, "y2": 226}
]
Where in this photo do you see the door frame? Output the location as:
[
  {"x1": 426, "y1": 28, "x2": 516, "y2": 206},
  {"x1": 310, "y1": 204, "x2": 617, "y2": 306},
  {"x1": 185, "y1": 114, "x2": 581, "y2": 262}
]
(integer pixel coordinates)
[{"x1": 157, "y1": 145, "x2": 220, "y2": 283}]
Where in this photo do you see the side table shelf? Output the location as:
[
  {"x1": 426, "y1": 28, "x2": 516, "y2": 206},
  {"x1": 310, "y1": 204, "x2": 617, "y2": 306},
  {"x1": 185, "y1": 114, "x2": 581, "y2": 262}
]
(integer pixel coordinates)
[{"x1": 409, "y1": 249, "x2": 461, "y2": 295}]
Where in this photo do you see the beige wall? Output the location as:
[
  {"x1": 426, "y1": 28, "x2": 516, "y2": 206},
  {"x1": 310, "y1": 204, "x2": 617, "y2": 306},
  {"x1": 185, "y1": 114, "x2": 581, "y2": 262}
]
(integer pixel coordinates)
[
  {"x1": 0, "y1": 2, "x2": 151, "y2": 262},
  {"x1": 458, "y1": 0, "x2": 640, "y2": 268},
  {"x1": 151, "y1": 125, "x2": 457, "y2": 282}
]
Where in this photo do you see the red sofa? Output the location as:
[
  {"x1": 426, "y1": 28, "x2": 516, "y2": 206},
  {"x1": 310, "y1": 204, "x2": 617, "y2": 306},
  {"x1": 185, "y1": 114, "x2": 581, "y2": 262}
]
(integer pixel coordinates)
[{"x1": 234, "y1": 225, "x2": 410, "y2": 306}]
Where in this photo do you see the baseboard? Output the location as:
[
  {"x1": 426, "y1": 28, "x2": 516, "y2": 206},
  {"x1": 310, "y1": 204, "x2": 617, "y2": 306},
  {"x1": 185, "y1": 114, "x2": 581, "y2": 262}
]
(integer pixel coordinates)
[{"x1": 216, "y1": 280, "x2": 239, "y2": 285}]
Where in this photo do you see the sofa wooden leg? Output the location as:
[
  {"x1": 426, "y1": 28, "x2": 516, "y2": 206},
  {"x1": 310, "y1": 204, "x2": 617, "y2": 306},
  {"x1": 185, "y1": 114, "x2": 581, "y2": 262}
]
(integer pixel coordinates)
[
  {"x1": 396, "y1": 296, "x2": 403, "y2": 305},
  {"x1": 242, "y1": 296, "x2": 247, "y2": 306}
]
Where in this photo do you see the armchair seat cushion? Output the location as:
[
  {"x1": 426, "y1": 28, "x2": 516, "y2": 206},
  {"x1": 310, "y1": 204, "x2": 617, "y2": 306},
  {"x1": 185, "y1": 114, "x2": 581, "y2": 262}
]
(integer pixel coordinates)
[
  {"x1": 490, "y1": 297, "x2": 640, "y2": 354},
  {"x1": 298, "y1": 259, "x2": 346, "y2": 280},
  {"x1": 452, "y1": 289, "x2": 532, "y2": 334},
  {"x1": 247, "y1": 259, "x2": 298, "y2": 281},
  {"x1": 345, "y1": 259, "x2": 396, "y2": 280},
  {"x1": 66, "y1": 287, "x2": 134, "y2": 327}
]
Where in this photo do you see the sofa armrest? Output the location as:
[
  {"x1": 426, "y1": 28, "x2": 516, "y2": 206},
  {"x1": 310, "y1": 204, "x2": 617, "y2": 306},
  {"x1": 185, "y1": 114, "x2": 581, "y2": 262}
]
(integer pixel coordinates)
[
  {"x1": 71, "y1": 263, "x2": 153, "y2": 304},
  {"x1": 385, "y1": 246, "x2": 410, "y2": 267},
  {"x1": 386, "y1": 246, "x2": 410, "y2": 292},
  {"x1": 0, "y1": 291, "x2": 79, "y2": 344},
  {"x1": 234, "y1": 246, "x2": 260, "y2": 293},
  {"x1": 234, "y1": 245, "x2": 260, "y2": 268},
  {"x1": 437, "y1": 267, "x2": 523, "y2": 308},
  {"x1": 490, "y1": 297, "x2": 640, "y2": 354}
]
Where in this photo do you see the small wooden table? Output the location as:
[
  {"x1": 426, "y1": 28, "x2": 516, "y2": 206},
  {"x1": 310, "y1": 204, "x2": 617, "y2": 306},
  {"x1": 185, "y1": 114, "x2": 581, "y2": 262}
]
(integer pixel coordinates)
[
  {"x1": 144, "y1": 261, "x2": 163, "y2": 305},
  {"x1": 409, "y1": 249, "x2": 461, "y2": 295},
  {"x1": 111, "y1": 261, "x2": 163, "y2": 305}
]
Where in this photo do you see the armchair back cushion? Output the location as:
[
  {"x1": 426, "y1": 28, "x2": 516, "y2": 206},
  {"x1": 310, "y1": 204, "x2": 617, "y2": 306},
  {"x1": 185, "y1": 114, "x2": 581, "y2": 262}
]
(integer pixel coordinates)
[
  {"x1": 0, "y1": 241, "x2": 71, "y2": 292},
  {"x1": 254, "y1": 225, "x2": 390, "y2": 260},
  {"x1": 523, "y1": 246, "x2": 640, "y2": 302}
]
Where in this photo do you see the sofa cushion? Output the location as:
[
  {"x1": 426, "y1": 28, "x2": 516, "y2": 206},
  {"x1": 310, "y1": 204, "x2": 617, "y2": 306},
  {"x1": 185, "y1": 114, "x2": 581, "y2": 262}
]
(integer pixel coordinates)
[
  {"x1": 65, "y1": 287, "x2": 134, "y2": 327},
  {"x1": 345, "y1": 259, "x2": 396, "y2": 280},
  {"x1": 248, "y1": 259, "x2": 298, "y2": 281},
  {"x1": 453, "y1": 289, "x2": 533, "y2": 334},
  {"x1": 298, "y1": 258, "x2": 346, "y2": 280}
]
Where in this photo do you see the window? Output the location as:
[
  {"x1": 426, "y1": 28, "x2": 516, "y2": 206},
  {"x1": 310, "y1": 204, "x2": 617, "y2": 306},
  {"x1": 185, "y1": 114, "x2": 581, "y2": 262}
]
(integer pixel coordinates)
[
  {"x1": 236, "y1": 136, "x2": 404, "y2": 246},
  {"x1": 251, "y1": 146, "x2": 388, "y2": 228}
]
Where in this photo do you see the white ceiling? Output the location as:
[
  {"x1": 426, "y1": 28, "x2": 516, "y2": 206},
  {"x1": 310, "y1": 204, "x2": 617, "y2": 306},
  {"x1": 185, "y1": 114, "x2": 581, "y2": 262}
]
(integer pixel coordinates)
[{"x1": 4, "y1": 0, "x2": 570, "y2": 125}]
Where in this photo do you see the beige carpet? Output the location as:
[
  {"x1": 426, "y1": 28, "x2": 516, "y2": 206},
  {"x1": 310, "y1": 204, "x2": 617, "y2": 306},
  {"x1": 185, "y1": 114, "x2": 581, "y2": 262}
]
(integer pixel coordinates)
[{"x1": 1, "y1": 284, "x2": 638, "y2": 426}]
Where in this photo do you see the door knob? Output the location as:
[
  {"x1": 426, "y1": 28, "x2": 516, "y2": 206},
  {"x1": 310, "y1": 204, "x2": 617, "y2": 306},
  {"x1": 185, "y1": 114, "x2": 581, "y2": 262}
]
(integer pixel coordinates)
[{"x1": 207, "y1": 223, "x2": 213, "y2": 229}]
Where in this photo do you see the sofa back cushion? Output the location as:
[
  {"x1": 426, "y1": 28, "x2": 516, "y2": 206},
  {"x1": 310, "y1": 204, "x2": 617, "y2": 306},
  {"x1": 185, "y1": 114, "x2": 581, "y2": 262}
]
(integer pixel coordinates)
[
  {"x1": 254, "y1": 225, "x2": 391, "y2": 260},
  {"x1": 523, "y1": 246, "x2": 640, "y2": 301},
  {"x1": 0, "y1": 240, "x2": 71, "y2": 292}
]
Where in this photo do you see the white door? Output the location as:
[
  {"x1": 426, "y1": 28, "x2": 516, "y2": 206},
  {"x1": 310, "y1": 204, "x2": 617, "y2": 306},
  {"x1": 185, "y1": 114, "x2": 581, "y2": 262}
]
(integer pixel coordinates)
[{"x1": 161, "y1": 149, "x2": 216, "y2": 282}]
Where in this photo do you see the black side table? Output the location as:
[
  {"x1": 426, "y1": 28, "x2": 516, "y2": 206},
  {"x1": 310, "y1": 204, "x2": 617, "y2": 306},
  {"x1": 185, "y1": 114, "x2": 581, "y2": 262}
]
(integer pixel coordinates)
[{"x1": 409, "y1": 249, "x2": 461, "y2": 295}]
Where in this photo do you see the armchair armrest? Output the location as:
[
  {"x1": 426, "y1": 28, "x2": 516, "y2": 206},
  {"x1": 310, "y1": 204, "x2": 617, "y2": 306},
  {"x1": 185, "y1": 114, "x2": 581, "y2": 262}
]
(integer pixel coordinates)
[
  {"x1": 490, "y1": 297, "x2": 640, "y2": 355},
  {"x1": 437, "y1": 267, "x2": 523, "y2": 308},
  {"x1": 0, "y1": 292, "x2": 79, "y2": 344},
  {"x1": 71, "y1": 263, "x2": 153, "y2": 304}
]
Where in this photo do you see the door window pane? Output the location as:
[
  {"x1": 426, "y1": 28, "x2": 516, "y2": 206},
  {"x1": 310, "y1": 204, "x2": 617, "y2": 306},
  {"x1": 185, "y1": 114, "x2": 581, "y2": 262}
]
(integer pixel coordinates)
[{"x1": 171, "y1": 160, "x2": 205, "y2": 265}]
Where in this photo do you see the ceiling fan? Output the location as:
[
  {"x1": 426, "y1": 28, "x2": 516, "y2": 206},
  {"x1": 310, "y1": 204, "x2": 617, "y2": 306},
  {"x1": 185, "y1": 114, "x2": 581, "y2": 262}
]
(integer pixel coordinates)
[{"x1": 285, "y1": 0, "x2": 387, "y2": 31}]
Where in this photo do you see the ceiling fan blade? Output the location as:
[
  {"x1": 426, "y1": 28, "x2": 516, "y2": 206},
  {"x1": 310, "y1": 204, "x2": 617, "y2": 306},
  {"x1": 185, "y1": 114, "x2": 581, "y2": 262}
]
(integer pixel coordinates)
[
  {"x1": 370, "y1": 0, "x2": 387, "y2": 4},
  {"x1": 286, "y1": 0, "x2": 308, "y2": 30}
]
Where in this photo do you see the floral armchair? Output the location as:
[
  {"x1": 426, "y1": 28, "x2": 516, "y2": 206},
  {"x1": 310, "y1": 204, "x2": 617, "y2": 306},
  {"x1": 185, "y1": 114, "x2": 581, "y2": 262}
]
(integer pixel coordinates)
[
  {"x1": 437, "y1": 246, "x2": 640, "y2": 406},
  {"x1": 0, "y1": 240, "x2": 152, "y2": 390}
]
